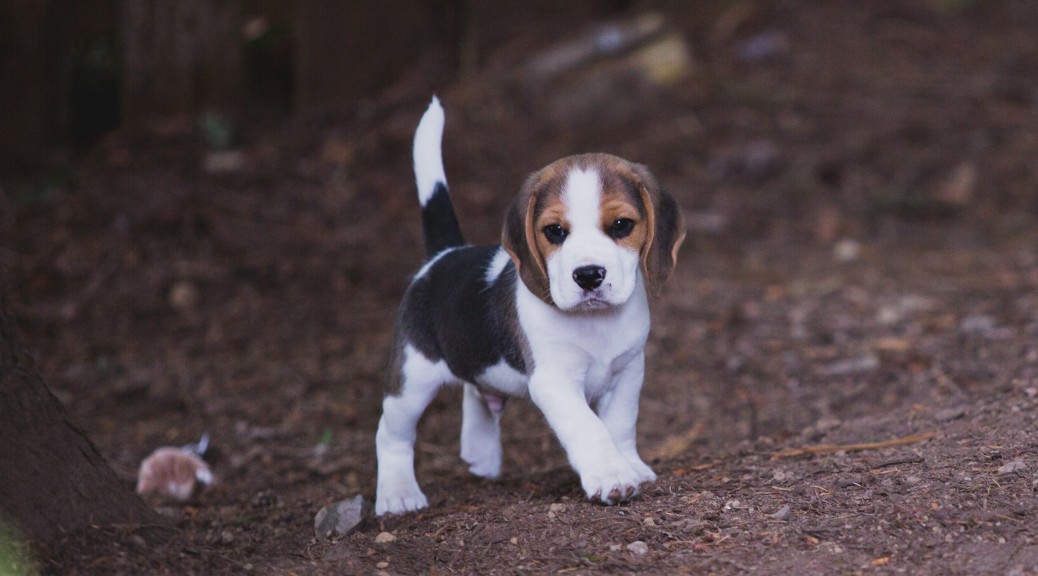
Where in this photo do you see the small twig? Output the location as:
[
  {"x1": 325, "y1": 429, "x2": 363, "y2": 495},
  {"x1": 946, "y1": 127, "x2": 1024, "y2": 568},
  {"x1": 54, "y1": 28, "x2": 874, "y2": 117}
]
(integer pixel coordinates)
[
  {"x1": 868, "y1": 456, "x2": 925, "y2": 470},
  {"x1": 670, "y1": 462, "x2": 715, "y2": 476},
  {"x1": 773, "y1": 431, "x2": 936, "y2": 459}
]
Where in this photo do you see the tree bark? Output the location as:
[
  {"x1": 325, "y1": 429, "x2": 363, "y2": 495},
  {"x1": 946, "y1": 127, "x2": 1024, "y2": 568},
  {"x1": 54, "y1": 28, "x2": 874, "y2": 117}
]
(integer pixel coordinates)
[
  {"x1": 0, "y1": 304, "x2": 162, "y2": 543},
  {"x1": 293, "y1": 0, "x2": 433, "y2": 113},
  {"x1": 0, "y1": 0, "x2": 53, "y2": 171},
  {"x1": 120, "y1": 0, "x2": 243, "y2": 133}
]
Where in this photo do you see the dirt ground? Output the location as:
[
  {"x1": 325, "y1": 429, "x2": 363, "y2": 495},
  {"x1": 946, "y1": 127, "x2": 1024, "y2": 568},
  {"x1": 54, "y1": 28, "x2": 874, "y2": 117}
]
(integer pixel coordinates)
[{"x1": 5, "y1": 1, "x2": 1038, "y2": 574}]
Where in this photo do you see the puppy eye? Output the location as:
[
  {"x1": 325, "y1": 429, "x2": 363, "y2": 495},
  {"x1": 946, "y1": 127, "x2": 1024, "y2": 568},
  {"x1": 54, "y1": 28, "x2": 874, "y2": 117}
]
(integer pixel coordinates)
[
  {"x1": 543, "y1": 224, "x2": 568, "y2": 244},
  {"x1": 609, "y1": 218, "x2": 635, "y2": 239}
]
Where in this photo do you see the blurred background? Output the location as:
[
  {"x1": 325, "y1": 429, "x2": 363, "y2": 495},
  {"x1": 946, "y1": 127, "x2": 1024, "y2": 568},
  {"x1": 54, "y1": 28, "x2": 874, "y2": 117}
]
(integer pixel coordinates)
[
  {"x1": 3, "y1": 0, "x2": 1036, "y2": 236},
  {"x1": 2, "y1": 0, "x2": 1038, "y2": 569}
]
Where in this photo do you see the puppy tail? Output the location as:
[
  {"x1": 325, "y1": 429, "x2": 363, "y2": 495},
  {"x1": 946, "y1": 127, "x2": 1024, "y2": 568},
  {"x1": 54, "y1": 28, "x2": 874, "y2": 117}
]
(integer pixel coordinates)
[{"x1": 413, "y1": 96, "x2": 465, "y2": 257}]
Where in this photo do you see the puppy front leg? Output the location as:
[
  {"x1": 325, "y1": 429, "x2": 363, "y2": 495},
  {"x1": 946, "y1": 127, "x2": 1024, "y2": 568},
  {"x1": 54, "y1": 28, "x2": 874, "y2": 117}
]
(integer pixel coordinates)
[
  {"x1": 528, "y1": 374, "x2": 641, "y2": 505},
  {"x1": 460, "y1": 382, "x2": 502, "y2": 479},
  {"x1": 595, "y1": 352, "x2": 656, "y2": 484}
]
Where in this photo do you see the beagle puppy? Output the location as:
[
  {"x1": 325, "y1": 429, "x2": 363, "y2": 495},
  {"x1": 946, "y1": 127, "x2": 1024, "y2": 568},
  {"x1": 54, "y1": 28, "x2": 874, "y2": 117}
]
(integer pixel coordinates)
[{"x1": 375, "y1": 97, "x2": 685, "y2": 516}]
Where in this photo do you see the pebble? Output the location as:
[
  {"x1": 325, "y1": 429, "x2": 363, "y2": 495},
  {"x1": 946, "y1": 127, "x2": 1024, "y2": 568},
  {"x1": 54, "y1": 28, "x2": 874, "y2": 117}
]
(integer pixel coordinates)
[
  {"x1": 374, "y1": 531, "x2": 397, "y2": 544},
  {"x1": 313, "y1": 495, "x2": 372, "y2": 539},
  {"x1": 878, "y1": 294, "x2": 938, "y2": 325},
  {"x1": 770, "y1": 504, "x2": 791, "y2": 521},
  {"x1": 997, "y1": 458, "x2": 1027, "y2": 476},
  {"x1": 935, "y1": 406, "x2": 966, "y2": 422},
  {"x1": 627, "y1": 541, "x2": 649, "y2": 555},
  {"x1": 833, "y1": 238, "x2": 861, "y2": 263},
  {"x1": 548, "y1": 502, "x2": 566, "y2": 519},
  {"x1": 835, "y1": 475, "x2": 864, "y2": 489},
  {"x1": 819, "y1": 354, "x2": 879, "y2": 377}
]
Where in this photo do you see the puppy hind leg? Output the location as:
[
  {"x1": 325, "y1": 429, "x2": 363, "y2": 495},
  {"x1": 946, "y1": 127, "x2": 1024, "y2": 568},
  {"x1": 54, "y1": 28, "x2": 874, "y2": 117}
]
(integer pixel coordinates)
[
  {"x1": 460, "y1": 383, "x2": 503, "y2": 479},
  {"x1": 375, "y1": 350, "x2": 452, "y2": 516}
]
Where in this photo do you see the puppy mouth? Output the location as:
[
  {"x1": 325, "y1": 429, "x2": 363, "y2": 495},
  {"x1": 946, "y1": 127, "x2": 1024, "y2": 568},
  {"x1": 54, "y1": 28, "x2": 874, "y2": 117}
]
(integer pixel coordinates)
[
  {"x1": 576, "y1": 289, "x2": 615, "y2": 309},
  {"x1": 578, "y1": 298, "x2": 610, "y2": 310}
]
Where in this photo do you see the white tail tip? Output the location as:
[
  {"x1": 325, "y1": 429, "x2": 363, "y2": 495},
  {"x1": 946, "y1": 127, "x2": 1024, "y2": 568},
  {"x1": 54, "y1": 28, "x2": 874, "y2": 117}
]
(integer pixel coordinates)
[{"x1": 413, "y1": 96, "x2": 447, "y2": 206}]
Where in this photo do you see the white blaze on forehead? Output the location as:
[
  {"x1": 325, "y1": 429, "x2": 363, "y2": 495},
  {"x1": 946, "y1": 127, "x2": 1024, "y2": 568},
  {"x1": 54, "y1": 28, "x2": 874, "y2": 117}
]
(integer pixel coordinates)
[{"x1": 561, "y1": 168, "x2": 602, "y2": 232}]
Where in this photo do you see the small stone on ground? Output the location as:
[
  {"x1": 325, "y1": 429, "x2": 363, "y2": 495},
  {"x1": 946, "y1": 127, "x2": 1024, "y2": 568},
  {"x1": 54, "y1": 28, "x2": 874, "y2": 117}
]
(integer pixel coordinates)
[
  {"x1": 627, "y1": 541, "x2": 649, "y2": 555},
  {"x1": 313, "y1": 495, "x2": 372, "y2": 539}
]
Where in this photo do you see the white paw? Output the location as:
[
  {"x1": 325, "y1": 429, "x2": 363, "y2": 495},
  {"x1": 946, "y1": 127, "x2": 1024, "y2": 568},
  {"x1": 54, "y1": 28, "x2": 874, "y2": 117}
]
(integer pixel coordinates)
[
  {"x1": 461, "y1": 439, "x2": 502, "y2": 479},
  {"x1": 580, "y1": 461, "x2": 643, "y2": 505},
  {"x1": 464, "y1": 456, "x2": 502, "y2": 479},
  {"x1": 626, "y1": 457, "x2": 657, "y2": 484},
  {"x1": 375, "y1": 481, "x2": 428, "y2": 516}
]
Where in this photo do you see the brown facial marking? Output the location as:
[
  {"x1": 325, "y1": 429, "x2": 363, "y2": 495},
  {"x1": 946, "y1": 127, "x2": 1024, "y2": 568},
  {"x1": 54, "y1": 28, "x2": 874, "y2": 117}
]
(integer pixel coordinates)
[
  {"x1": 594, "y1": 156, "x2": 651, "y2": 256},
  {"x1": 503, "y1": 160, "x2": 574, "y2": 304},
  {"x1": 600, "y1": 196, "x2": 646, "y2": 253},
  {"x1": 533, "y1": 198, "x2": 568, "y2": 267}
]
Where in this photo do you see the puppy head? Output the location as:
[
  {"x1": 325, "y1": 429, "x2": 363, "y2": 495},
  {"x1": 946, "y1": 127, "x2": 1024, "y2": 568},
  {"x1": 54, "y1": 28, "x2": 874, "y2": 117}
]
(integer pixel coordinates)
[{"x1": 502, "y1": 154, "x2": 685, "y2": 311}]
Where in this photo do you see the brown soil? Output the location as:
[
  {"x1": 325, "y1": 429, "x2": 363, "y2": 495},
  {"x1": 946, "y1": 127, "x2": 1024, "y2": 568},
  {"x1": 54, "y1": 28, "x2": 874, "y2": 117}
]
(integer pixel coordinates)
[{"x1": 5, "y1": 1, "x2": 1038, "y2": 574}]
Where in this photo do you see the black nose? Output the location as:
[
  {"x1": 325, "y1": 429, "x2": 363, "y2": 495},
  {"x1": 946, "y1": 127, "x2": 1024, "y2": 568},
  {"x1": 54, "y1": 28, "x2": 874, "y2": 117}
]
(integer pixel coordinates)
[{"x1": 572, "y1": 265, "x2": 606, "y2": 290}]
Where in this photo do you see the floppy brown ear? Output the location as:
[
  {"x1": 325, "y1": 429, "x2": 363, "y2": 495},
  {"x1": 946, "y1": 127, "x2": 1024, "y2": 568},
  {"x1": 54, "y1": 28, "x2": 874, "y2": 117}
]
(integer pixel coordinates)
[
  {"x1": 631, "y1": 163, "x2": 686, "y2": 296},
  {"x1": 502, "y1": 174, "x2": 553, "y2": 303}
]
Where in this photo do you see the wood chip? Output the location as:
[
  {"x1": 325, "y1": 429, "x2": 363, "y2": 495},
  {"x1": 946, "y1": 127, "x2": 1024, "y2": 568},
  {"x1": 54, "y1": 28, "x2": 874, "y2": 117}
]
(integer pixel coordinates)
[{"x1": 647, "y1": 421, "x2": 707, "y2": 460}]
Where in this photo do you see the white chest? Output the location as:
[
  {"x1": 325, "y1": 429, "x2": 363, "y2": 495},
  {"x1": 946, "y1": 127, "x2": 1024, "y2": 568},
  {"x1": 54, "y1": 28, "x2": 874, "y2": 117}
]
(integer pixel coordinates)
[{"x1": 515, "y1": 278, "x2": 650, "y2": 399}]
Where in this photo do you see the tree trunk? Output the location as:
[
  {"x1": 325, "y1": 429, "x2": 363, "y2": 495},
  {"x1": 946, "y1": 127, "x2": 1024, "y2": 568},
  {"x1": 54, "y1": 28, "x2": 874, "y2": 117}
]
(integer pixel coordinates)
[
  {"x1": 120, "y1": 0, "x2": 242, "y2": 133},
  {"x1": 0, "y1": 0, "x2": 55, "y2": 172},
  {"x1": 0, "y1": 304, "x2": 162, "y2": 543},
  {"x1": 293, "y1": 0, "x2": 433, "y2": 113}
]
